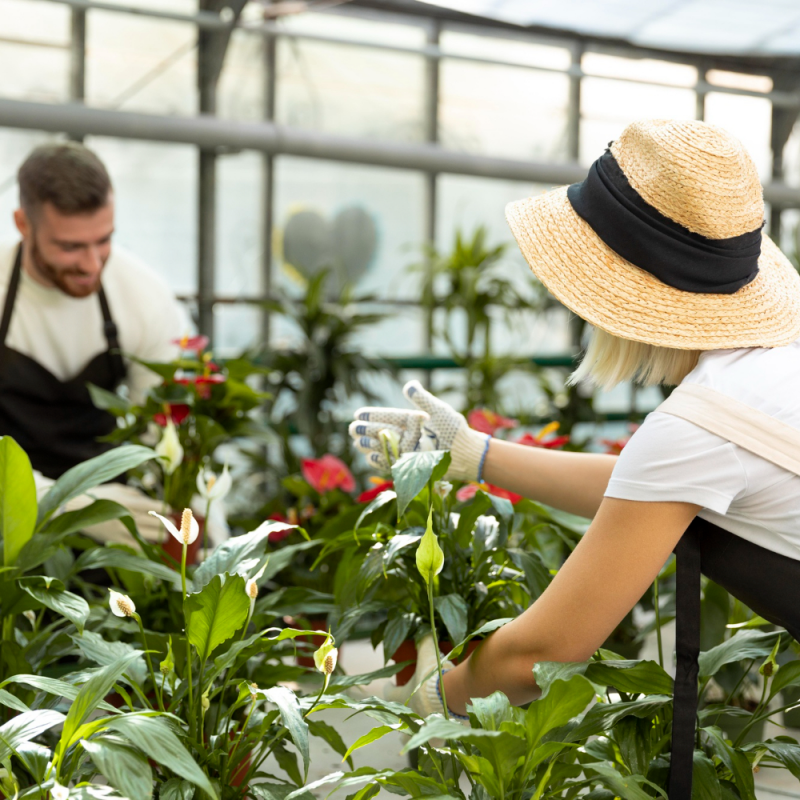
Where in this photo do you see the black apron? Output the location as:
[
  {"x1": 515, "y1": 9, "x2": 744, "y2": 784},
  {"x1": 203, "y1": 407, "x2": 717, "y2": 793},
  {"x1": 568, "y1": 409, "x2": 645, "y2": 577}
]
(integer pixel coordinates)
[
  {"x1": 660, "y1": 383, "x2": 800, "y2": 798},
  {"x1": 0, "y1": 245, "x2": 126, "y2": 479}
]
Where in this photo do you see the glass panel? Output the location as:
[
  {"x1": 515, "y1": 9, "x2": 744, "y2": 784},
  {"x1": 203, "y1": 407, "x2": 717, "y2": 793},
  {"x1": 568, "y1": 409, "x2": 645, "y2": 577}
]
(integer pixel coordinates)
[
  {"x1": 0, "y1": 0, "x2": 70, "y2": 102},
  {"x1": 704, "y1": 92, "x2": 772, "y2": 180},
  {"x1": 273, "y1": 156, "x2": 426, "y2": 302},
  {"x1": 217, "y1": 29, "x2": 265, "y2": 122},
  {"x1": 347, "y1": 305, "x2": 427, "y2": 358},
  {"x1": 98, "y1": 0, "x2": 197, "y2": 10},
  {"x1": 0, "y1": 129, "x2": 60, "y2": 241},
  {"x1": 278, "y1": 10, "x2": 426, "y2": 48},
  {"x1": 580, "y1": 76, "x2": 696, "y2": 164},
  {"x1": 275, "y1": 27, "x2": 425, "y2": 141},
  {"x1": 86, "y1": 11, "x2": 196, "y2": 115},
  {"x1": 216, "y1": 151, "x2": 264, "y2": 298},
  {"x1": 582, "y1": 52, "x2": 697, "y2": 86},
  {"x1": 214, "y1": 303, "x2": 262, "y2": 357},
  {"x1": 86, "y1": 137, "x2": 197, "y2": 295},
  {"x1": 439, "y1": 57, "x2": 570, "y2": 161},
  {"x1": 441, "y1": 31, "x2": 571, "y2": 71}
]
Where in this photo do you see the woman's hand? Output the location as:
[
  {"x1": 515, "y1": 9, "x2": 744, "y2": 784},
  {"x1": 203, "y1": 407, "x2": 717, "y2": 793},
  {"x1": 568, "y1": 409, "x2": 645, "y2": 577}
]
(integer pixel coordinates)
[
  {"x1": 442, "y1": 497, "x2": 701, "y2": 712},
  {"x1": 349, "y1": 380, "x2": 490, "y2": 482}
]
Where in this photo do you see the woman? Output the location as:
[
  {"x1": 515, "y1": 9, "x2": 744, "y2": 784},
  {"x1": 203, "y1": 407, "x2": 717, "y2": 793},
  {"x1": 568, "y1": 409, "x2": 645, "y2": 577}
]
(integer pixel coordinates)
[{"x1": 348, "y1": 119, "x2": 800, "y2": 795}]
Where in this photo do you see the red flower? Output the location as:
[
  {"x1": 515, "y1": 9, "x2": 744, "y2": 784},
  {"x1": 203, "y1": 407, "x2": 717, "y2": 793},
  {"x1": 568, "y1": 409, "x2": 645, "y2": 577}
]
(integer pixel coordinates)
[
  {"x1": 173, "y1": 334, "x2": 209, "y2": 353},
  {"x1": 301, "y1": 454, "x2": 356, "y2": 494},
  {"x1": 176, "y1": 373, "x2": 226, "y2": 399},
  {"x1": 456, "y1": 482, "x2": 522, "y2": 505},
  {"x1": 515, "y1": 422, "x2": 570, "y2": 450},
  {"x1": 153, "y1": 404, "x2": 191, "y2": 427},
  {"x1": 357, "y1": 479, "x2": 394, "y2": 503},
  {"x1": 600, "y1": 424, "x2": 640, "y2": 455},
  {"x1": 467, "y1": 409, "x2": 520, "y2": 436}
]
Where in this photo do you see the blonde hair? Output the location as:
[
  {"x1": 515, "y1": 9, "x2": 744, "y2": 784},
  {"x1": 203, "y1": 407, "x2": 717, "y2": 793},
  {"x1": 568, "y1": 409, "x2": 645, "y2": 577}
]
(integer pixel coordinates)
[{"x1": 568, "y1": 327, "x2": 701, "y2": 391}]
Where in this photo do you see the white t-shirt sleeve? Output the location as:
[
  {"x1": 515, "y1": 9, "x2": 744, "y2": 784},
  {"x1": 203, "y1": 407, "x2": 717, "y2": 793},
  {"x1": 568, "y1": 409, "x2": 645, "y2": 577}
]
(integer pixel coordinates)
[{"x1": 604, "y1": 411, "x2": 748, "y2": 514}]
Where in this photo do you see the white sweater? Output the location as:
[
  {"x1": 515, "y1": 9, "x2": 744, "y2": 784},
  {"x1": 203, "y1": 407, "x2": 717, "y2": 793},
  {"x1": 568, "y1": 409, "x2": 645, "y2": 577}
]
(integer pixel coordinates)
[{"x1": 0, "y1": 241, "x2": 189, "y2": 403}]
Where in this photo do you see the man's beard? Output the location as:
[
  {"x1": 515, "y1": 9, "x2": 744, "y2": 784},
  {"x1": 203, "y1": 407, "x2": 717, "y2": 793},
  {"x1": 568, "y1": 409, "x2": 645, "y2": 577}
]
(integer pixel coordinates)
[{"x1": 28, "y1": 235, "x2": 105, "y2": 299}]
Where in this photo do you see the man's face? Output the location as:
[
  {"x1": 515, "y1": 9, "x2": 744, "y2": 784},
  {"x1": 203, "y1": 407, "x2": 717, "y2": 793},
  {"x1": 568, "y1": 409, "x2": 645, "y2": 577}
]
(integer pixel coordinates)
[{"x1": 15, "y1": 197, "x2": 115, "y2": 299}]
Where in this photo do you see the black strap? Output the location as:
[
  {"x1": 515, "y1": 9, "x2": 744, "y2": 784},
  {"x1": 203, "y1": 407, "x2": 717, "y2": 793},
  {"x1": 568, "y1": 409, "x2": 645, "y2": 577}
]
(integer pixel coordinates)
[
  {"x1": 97, "y1": 286, "x2": 126, "y2": 386},
  {"x1": 669, "y1": 522, "x2": 703, "y2": 800},
  {"x1": 0, "y1": 245, "x2": 23, "y2": 349}
]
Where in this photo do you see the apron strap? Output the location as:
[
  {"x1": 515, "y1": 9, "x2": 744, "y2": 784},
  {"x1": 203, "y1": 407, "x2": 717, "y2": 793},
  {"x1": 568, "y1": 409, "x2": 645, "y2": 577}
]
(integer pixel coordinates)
[
  {"x1": 668, "y1": 521, "x2": 702, "y2": 800},
  {"x1": 97, "y1": 286, "x2": 126, "y2": 386},
  {"x1": 0, "y1": 245, "x2": 23, "y2": 349}
]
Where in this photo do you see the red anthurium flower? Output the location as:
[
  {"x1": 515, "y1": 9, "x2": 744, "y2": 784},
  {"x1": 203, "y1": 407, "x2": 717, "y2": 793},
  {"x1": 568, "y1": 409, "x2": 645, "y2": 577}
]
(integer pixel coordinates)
[
  {"x1": 456, "y1": 482, "x2": 522, "y2": 505},
  {"x1": 515, "y1": 421, "x2": 571, "y2": 450},
  {"x1": 357, "y1": 479, "x2": 394, "y2": 504},
  {"x1": 301, "y1": 454, "x2": 356, "y2": 494},
  {"x1": 176, "y1": 373, "x2": 226, "y2": 400},
  {"x1": 153, "y1": 403, "x2": 191, "y2": 427},
  {"x1": 467, "y1": 409, "x2": 520, "y2": 436},
  {"x1": 173, "y1": 334, "x2": 209, "y2": 353}
]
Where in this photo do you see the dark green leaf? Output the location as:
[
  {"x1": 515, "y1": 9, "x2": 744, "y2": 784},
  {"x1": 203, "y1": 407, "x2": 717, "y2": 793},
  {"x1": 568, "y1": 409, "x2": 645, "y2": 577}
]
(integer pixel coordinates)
[
  {"x1": 585, "y1": 660, "x2": 673, "y2": 695},
  {"x1": 37, "y1": 445, "x2": 156, "y2": 527},
  {"x1": 570, "y1": 696, "x2": 673, "y2": 741},
  {"x1": 0, "y1": 674, "x2": 118, "y2": 713},
  {"x1": 160, "y1": 778, "x2": 195, "y2": 800},
  {"x1": 382, "y1": 614, "x2": 414, "y2": 663},
  {"x1": 702, "y1": 725, "x2": 755, "y2": 800},
  {"x1": 525, "y1": 675, "x2": 595, "y2": 746},
  {"x1": 699, "y1": 631, "x2": 780, "y2": 678},
  {"x1": 692, "y1": 751, "x2": 723, "y2": 800},
  {"x1": 19, "y1": 576, "x2": 90, "y2": 633},
  {"x1": 307, "y1": 718, "x2": 354, "y2": 769},
  {"x1": 82, "y1": 736, "x2": 152, "y2": 800},
  {"x1": 40, "y1": 499, "x2": 131, "y2": 537},
  {"x1": 391, "y1": 451, "x2": 450, "y2": 517},
  {"x1": 0, "y1": 709, "x2": 65, "y2": 761},
  {"x1": 186, "y1": 573, "x2": 251, "y2": 660},
  {"x1": 73, "y1": 547, "x2": 181, "y2": 588},
  {"x1": 87, "y1": 383, "x2": 132, "y2": 414},
  {"x1": 762, "y1": 740, "x2": 800, "y2": 780},
  {"x1": 265, "y1": 685, "x2": 310, "y2": 780},
  {"x1": 355, "y1": 491, "x2": 396, "y2": 530}
]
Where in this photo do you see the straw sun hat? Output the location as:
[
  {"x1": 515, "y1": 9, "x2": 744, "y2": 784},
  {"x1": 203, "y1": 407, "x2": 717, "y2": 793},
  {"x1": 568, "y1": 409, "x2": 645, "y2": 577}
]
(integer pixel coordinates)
[{"x1": 505, "y1": 118, "x2": 800, "y2": 350}]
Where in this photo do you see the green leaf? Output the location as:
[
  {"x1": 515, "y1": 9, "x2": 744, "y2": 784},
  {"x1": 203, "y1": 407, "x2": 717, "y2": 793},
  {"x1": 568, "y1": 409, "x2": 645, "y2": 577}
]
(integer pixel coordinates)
[
  {"x1": 448, "y1": 618, "x2": 512, "y2": 661},
  {"x1": 105, "y1": 714, "x2": 218, "y2": 799},
  {"x1": 533, "y1": 661, "x2": 589, "y2": 698},
  {"x1": 525, "y1": 675, "x2": 596, "y2": 746},
  {"x1": 434, "y1": 594, "x2": 468, "y2": 648},
  {"x1": 186, "y1": 573, "x2": 251, "y2": 661},
  {"x1": 382, "y1": 614, "x2": 414, "y2": 663},
  {"x1": 42, "y1": 499, "x2": 131, "y2": 537},
  {"x1": 702, "y1": 725, "x2": 755, "y2": 800},
  {"x1": 692, "y1": 751, "x2": 723, "y2": 800},
  {"x1": 59, "y1": 651, "x2": 144, "y2": 751},
  {"x1": 416, "y1": 508, "x2": 444, "y2": 585},
  {"x1": 0, "y1": 709, "x2": 65, "y2": 761},
  {"x1": 36, "y1": 444, "x2": 156, "y2": 528},
  {"x1": 769, "y1": 660, "x2": 800, "y2": 702},
  {"x1": 0, "y1": 674, "x2": 118, "y2": 713},
  {"x1": 87, "y1": 383, "x2": 132, "y2": 415},
  {"x1": 160, "y1": 779, "x2": 195, "y2": 800},
  {"x1": 71, "y1": 630, "x2": 147, "y2": 685},
  {"x1": 73, "y1": 547, "x2": 181, "y2": 588},
  {"x1": 392, "y1": 451, "x2": 450, "y2": 517},
  {"x1": 327, "y1": 662, "x2": 410, "y2": 693},
  {"x1": 0, "y1": 436, "x2": 36, "y2": 567},
  {"x1": 762, "y1": 740, "x2": 800, "y2": 781},
  {"x1": 585, "y1": 762, "x2": 666, "y2": 800},
  {"x1": 0, "y1": 688, "x2": 30, "y2": 714},
  {"x1": 355, "y1": 490, "x2": 396, "y2": 530},
  {"x1": 19, "y1": 576, "x2": 90, "y2": 633},
  {"x1": 403, "y1": 718, "x2": 503, "y2": 752},
  {"x1": 307, "y1": 718, "x2": 354, "y2": 769},
  {"x1": 585, "y1": 660, "x2": 674, "y2": 695},
  {"x1": 699, "y1": 630, "x2": 780, "y2": 678},
  {"x1": 82, "y1": 736, "x2": 153, "y2": 800},
  {"x1": 192, "y1": 526, "x2": 311, "y2": 590},
  {"x1": 470, "y1": 692, "x2": 514, "y2": 730},
  {"x1": 342, "y1": 724, "x2": 398, "y2": 760},
  {"x1": 569, "y1": 695, "x2": 673, "y2": 741},
  {"x1": 265, "y1": 686, "x2": 310, "y2": 781}
]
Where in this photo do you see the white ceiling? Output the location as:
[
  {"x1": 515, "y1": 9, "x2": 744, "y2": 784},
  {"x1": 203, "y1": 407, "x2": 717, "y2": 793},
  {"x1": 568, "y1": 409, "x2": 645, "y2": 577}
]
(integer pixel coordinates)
[{"x1": 418, "y1": 0, "x2": 800, "y2": 56}]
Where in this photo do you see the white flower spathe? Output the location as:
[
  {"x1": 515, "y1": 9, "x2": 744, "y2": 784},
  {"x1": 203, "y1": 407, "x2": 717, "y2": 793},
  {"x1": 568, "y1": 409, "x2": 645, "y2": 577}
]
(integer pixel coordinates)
[
  {"x1": 196, "y1": 463, "x2": 232, "y2": 501},
  {"x1": 155, "y1": 419, "x2": 184, "y2": 475},
  {"x1": 149, "y1": 508, "x2": 199, "y2": 545},
  {"x1": 109, "y1": 589, "x2": 136, "y2": 618},
  {"x1": 52, "y1": 784, "x2": 69, "y2": 800}
]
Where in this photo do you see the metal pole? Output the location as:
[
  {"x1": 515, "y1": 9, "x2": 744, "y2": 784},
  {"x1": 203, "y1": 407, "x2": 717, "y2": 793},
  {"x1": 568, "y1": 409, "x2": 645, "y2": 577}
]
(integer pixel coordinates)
[
  {"x1": 423, "y1": 20, "x2": 440, "y2": 389},
  {"x1": 261, "y1": 10, "x2": 277, "y2": 349},
  {"x1": 197, "y1": 24, "x2": 218, "y2": 341},
  {"x1": 68, "y1": 7, "x2": 86, "y2": 142},
  {"x1": 566, "y1": 41, "x2": 582, "y2": 163},
  {"x1": 695, "y1": 63, "x2": 707, "y2": 121}
]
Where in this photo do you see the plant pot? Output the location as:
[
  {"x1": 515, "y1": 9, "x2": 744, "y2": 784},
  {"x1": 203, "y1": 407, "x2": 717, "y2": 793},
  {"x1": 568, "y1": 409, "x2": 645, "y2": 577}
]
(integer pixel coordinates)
[
  {"x1": 782, "y1": 685, "x2": 800, "y2": 728},
  {"x1": 391, "y1": 639, "x2": 482, "y2": 686},
  {"x1": 296, "y1": 618, "x2": 330, "y2": 668},
  {"x1": 160, "y1": 512, "x2": 204, "y2": 566}
]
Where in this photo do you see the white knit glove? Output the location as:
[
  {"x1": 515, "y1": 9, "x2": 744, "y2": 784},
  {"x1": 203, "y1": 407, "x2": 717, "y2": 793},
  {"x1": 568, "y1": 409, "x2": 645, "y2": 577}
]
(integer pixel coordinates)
[
  {"x1": 384, "y1": 636, "x2": 469, "y2": 724},
  {"x1": 349, "y1": 380, "x2": 490, "y2": 482}
]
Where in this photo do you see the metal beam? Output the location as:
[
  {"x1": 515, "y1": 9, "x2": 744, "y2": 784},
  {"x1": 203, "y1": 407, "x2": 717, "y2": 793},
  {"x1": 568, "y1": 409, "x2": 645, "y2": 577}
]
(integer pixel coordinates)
[
  {"x1": 4, "y1": 97, "x2": 800, "y2": 207},
  {"x1": 68, "y1": 7, "x2": 86, "y2": 143}
]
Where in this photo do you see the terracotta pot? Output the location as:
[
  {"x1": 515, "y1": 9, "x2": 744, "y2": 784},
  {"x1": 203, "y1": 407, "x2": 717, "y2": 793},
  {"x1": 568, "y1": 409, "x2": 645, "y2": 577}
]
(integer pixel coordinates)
[
  {"x1": 391, "y1": 639, "x2": 481, "y2": 686},
  {"x1": 296, "y1": 618, "x2": 330, "y2": 668},
  {"x1": 159, "y1": 512, "x2": 204, "y2": 566}
]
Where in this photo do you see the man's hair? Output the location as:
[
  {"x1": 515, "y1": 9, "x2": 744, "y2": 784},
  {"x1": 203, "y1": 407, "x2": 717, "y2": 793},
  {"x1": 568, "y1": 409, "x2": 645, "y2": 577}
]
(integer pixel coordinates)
[
  {"x1": 18, "y1": 142, "x2": 112, "y2": 218},
  {"x1": 568, "y1": 326, "x2": 701, "y2": 390}
]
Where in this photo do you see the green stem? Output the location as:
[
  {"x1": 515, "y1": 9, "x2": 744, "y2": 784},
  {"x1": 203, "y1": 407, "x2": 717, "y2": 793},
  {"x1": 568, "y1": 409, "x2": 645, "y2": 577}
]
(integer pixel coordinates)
[
  {"x1": 203, "y1": 497, "x2": 212, "y2": 556},
  {"x1": 427, "y1": 581, "x2": 449, "y2": 721},
  {"x1": 653, "y1": 576, "x2": 663, "y2": 670},
  {"x1": 733, "y1": 671, "x2": 770, "y2": 748},
  {"x1": 181, "y1": 541, "x2": 195, "y2": 736},
  {"x1": 135, "y1": 614, "x2": 164, "y2": 712}
]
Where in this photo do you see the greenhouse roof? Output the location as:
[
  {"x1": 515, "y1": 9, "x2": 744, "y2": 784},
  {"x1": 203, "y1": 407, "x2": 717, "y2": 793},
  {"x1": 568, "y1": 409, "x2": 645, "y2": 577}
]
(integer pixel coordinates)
[{"x1": 414, "y1": 0, "x2": 800, "y2": 57}]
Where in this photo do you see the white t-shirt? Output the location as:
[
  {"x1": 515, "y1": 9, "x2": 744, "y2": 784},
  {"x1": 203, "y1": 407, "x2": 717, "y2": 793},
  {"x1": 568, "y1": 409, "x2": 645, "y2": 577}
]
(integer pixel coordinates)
[
  {"x1": 605, "y1": 337, "x2": 800, "y2": 560},
  {"x1": 0, "y1": 241, "x2": 189, "y2": 404}
]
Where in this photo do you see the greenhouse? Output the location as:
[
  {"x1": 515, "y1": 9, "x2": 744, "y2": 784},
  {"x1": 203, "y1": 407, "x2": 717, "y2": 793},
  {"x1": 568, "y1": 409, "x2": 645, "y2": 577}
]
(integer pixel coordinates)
[{"x1": 3, "y1": 0, "x2": 800, "y2": 797}]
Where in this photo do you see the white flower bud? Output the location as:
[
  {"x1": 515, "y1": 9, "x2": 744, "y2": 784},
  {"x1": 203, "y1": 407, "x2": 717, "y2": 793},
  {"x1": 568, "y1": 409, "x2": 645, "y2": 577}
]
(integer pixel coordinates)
[{"x1": 109, "y1": 589, "x2": 136, "y2": 618}]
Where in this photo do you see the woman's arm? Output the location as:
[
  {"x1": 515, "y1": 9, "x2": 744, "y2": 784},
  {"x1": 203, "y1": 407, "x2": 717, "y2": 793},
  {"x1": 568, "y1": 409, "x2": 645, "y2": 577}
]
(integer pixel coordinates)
[
  {"x1": 442, "y1": 497, "x2": 700, "y2": 712},
  {"x1": 482, "y1": 438, "x2": 619, "y2": 518}
]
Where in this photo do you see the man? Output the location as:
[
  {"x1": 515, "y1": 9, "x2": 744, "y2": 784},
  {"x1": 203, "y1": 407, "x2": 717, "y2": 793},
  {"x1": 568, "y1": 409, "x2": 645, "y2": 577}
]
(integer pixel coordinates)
[{"x1": 1, "y1": 141, "x2": 187, "y2": 479}]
